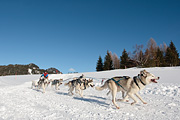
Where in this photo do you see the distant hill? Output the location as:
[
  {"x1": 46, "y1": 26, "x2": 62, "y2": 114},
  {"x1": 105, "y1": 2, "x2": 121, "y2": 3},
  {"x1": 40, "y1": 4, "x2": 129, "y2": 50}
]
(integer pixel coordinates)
[{"x1": 0, "y1": 63, "x2": 62, "y2": 76}]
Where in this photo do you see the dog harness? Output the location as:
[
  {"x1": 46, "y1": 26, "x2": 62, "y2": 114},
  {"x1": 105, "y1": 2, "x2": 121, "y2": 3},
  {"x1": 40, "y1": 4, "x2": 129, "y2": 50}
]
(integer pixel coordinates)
[
  {"x1": 110, "y1": 77, "x2": 126, "y2": 90},
  {"x1": 133, "y1": 75, "x2": 146, "y2": 89},
  {"x1": 83, "y1": 80, "x2": 88, "y2": 90}
]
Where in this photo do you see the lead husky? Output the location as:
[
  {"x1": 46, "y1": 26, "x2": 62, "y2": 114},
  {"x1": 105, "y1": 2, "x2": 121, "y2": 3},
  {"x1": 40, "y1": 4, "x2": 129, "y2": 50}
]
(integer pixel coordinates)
[
  {"x1": 65, "y1": 78, "x2": 94, "y2": 97},
  {"x1": 95, "y1": 70, "x2": 160, "y2": 109}
]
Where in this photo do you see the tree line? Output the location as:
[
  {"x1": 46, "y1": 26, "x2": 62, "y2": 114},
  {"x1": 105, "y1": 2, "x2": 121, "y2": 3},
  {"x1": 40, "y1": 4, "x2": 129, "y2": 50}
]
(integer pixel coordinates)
[{"x1": 96, "y1": 38, "x2": 180, "y2": 71}]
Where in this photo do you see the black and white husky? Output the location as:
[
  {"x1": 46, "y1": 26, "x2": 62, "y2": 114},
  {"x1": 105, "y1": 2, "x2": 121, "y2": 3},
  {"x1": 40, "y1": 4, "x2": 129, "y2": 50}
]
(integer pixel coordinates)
[{"x1": 31, "y1": 77, "x2": 50, "y2": 93}]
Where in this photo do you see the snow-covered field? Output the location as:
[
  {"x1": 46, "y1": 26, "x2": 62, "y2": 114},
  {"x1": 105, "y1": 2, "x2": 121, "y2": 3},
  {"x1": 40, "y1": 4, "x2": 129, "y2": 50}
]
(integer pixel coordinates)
[{"x1": 0, "y1": 67, "x2": 180, "y2": 120}]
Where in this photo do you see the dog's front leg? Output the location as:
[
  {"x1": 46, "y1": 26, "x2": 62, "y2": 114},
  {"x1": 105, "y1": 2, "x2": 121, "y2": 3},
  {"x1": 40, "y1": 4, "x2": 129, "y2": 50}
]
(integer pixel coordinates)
[
  {"x1": 80, "y1": 90, "x2": 83, "y2": 97},
  {"x1": 57, "y1": 84, "x2": 60, "y2": 90},
  {"x1": 31, "y1": 84, "x2": 33, "y2": 89},
  {"x1": 75, "y1": 88, "x2": 80, "y2": 95},
  {"x1": 135, "y1": 93, "x2": 147, "y2": 104},
  {"x1": 51, "y1": 84, "x2": 53, "y2": 89},
  {"x1": 127, "y1": 93, "x2": 138, "y2": 105},
  {"x1": 122, "y1": 91, "x2": 129, "y2": 102},
  {"x1": 42, "y1": 83, "x2": 45, "y2": 93},
  {"x1": 119, "y1": 94, "x2": 129, "y2": 102},
  {"x1": 55, "y1": 84, "x2": 58, "y2": 90}
]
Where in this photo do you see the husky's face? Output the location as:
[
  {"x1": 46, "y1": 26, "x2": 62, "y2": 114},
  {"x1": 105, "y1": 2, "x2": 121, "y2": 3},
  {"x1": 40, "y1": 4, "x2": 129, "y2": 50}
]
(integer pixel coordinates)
[
  {"x1": 140, "y1": 70, "x2": 160, "y2": 84},
  {"x1": 87, "y1": 79, "x2": 95, "y2": 87}
]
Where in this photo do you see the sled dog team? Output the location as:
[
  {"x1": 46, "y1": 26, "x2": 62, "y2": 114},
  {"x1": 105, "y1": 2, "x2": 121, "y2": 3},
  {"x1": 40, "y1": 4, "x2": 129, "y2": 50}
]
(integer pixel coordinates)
[{"x1": 31, "y1": 70, "x2": 160, "y2": 109}]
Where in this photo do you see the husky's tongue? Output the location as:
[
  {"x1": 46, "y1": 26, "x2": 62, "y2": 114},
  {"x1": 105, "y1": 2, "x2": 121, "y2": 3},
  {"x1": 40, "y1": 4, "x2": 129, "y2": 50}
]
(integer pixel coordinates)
[{"x1": 151, "y1": 79, "x2": 157, "y2": 83}]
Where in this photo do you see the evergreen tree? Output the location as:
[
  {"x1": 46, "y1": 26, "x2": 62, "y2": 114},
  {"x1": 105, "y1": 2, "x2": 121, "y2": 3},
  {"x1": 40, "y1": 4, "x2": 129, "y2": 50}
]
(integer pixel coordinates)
[
  {"x1": 120, "y1": 49, "x2": 130, "y2": 69},
  {"x1": 103, "y1": 51, "x2": 113, "y2": 70},
  {"x1": 165, "y1": 41, "x2": 179, "y2": 66},
  {"x1": 96, "y1": 56, "x2": 103, "y2": 71},
  {"x1": 155, "y1": 47, "x2": 165, "y2": 67},
  {"x1": 165, "y1": 47, "x2": 174, "y2": 66}
]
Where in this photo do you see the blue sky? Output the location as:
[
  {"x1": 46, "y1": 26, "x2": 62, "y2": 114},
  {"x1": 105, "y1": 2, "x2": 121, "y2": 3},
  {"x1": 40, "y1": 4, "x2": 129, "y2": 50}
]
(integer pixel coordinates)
[{"x1": 0, "y1": 0, "x2": 180, "y2": 73}]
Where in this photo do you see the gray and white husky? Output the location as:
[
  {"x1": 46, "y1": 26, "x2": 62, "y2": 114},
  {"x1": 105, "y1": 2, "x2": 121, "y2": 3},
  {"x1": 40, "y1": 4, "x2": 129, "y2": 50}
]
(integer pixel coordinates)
[
  {"x1": 65, "y1": 78, "x2": 94, "y2": 97},
  {"x1": 95, "y1": 70, "x2": 160, "y2": 109},
  {"x1": 50, "y1": 79, "x2": 63, "y2": 90}
]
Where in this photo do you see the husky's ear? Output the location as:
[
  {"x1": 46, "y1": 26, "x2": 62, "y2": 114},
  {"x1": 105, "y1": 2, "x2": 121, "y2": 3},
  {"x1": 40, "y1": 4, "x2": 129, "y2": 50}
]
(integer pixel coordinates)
[{"x1": 140, "y1": 70, "x2": 147, "y2": 77}]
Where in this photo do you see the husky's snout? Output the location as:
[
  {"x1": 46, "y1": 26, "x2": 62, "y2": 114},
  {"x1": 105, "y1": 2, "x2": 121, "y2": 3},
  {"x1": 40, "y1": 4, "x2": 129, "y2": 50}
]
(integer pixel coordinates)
[{"x1": 151, "y1": 76, "x2": 160, "y2": 83}]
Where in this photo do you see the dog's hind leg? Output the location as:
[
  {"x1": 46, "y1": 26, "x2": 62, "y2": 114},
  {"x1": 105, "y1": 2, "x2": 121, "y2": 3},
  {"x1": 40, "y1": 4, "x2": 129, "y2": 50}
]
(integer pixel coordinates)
[
  {"x1": 69, "y1": 87, "x2": 74, "y2": 95},
  {"x1": 111, "y1": 89, "x2": 120, "y2": 109},
  {"x1": 135, "y1": 93, "x2": 147, "y2": 104}
]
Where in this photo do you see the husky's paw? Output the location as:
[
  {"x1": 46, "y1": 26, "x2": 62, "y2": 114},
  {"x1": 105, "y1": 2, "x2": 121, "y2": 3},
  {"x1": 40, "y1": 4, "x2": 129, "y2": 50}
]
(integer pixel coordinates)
[
  {"x1": 116, "y1": 99, "x2": 121, "y2": 102},
  {"x1": 143, "y1": 102, "x2": 147, "y2": 104},
  {"x1": 131, "y1": 102, "x2": 136, "y2": 105},
  {"x1": 117, "y1": 99, "x2": 126, "y2": 102},
  {"x1": 116, "y1": 106, "x2": 120, "y2": 109}
]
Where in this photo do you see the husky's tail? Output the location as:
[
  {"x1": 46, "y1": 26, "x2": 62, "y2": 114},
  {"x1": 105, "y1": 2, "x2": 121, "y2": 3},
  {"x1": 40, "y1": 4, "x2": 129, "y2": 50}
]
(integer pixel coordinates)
[
  {"x1": 64, "y1": 81, "x2": 71, "y2": 86},
  {"x1": 95, "y1": 81, "x2": 108, "y2": 91}
]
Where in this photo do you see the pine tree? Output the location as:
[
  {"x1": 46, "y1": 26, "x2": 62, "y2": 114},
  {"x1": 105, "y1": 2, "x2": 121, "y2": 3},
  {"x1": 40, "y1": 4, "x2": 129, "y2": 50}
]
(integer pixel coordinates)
[
  {"x1": 120, "y1": 49, "x2": 130, "y2": 69},
  {"x1": 96, "y1": 56, "x2": 103, "y2": 71},
  {"x1": 155, "y1": 47, "x2": 165, "y2": 67},
  {"x1": 165, "y1": 41, "x2": 179, "y2": 66},
  {"x1": 103, "y1": 51, "x2": 113, "y2": 70},
  {"x1": 165, "y1": 47, "x2": 174, "y2": 66}
]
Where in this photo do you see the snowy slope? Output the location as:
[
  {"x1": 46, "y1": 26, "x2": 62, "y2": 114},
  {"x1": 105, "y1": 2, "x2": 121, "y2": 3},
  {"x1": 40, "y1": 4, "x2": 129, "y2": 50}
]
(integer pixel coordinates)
[{"x1": 0, "y1": 67, "x2": 180, "y2": 120}]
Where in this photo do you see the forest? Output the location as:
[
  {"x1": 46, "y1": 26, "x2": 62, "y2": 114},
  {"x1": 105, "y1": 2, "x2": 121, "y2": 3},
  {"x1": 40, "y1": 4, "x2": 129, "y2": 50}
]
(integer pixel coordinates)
[{"x1": 96, "y1": 38, "x2": 180, "y2": 71}]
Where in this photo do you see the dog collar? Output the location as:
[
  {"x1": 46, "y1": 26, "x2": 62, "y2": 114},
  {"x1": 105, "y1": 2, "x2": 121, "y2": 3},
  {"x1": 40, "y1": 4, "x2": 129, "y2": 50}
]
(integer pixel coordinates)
[
  {"x1": 134, "y1": 76, "x2": 146, "y2": 89},
  {"x1": 138, "y1": 75, "x2": 146, "y2": 86}
]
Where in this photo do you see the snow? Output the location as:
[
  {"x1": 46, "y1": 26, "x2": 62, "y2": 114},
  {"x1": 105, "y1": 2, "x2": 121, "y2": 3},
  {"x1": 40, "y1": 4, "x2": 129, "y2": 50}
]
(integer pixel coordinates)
[
  {"x1": 28, "y1": 69, "x2": 32, "y2": 75},
  {"x1": 0, "y1": 67, "x2": 180, "y2": 120}
]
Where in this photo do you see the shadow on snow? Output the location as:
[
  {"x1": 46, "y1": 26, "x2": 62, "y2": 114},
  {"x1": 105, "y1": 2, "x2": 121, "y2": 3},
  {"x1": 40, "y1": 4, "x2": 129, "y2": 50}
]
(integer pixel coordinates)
[{"x1": 73, "y1": 96, "x2": 109, "y2": 107}]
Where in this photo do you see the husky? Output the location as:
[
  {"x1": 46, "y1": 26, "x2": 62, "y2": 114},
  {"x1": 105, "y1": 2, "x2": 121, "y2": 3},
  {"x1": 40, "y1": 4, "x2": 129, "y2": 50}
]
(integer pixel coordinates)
[
  {"x1": 64, "y1": 78, "x2": 94, "y2": 97},
  {"x1": 37, "y1": 77, "x2": 50, "y2": 93},
  {"x1": 95, "y1": 70, "x2": 160, "y2": 109},
  {"x1": 31, "y1": 80, "x2": 39, "y2": 89},
  {"x1": 50, "y1": 79, "x2": 63, "y2": 90}
]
